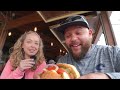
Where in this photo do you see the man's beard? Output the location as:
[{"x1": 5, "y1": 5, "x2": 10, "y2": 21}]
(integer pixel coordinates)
[{"x1": 68, "y1": 40, "x2": 91, "y2": 61}]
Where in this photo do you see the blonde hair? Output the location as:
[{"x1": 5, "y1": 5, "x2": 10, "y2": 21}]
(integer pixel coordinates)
[{"x1": 10, "y1": 31, "x2": 45, "y2": 70}]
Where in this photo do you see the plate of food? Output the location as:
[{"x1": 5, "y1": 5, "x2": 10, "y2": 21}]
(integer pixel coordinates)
[{"x1": 34, "y1": 63, "x2": 80, "y2": 79}]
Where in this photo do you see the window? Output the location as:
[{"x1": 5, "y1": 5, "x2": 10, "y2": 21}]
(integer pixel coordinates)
[
  {"x1": 97, "y1": 33, "x2": 106, "y2": 45},
  {"x1": 110, "y1": 11, "x2": 120, "y2": 47},
  {"x1": 96, "y1": 25, "x2": 106, "y2": 45}
]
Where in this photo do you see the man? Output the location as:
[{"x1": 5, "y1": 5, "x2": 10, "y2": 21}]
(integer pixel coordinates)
[{"x1": 56, "y1": 15, "x2": 120, "y2": 79}]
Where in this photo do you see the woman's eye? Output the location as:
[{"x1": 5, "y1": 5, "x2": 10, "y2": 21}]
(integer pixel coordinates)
[
  {"x1": 35, "y1": 43, "x2": 39, "y2": 45},
  {"x1": 26, "y1": 41, "x2": 31, "y2": 43}
]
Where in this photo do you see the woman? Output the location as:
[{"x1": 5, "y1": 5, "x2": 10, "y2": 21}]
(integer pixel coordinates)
[{"x1": 0, "y1": 31, "x2": 46, "y2": 79}]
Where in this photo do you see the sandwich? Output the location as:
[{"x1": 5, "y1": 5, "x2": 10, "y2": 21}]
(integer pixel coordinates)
[{"x1": 38, "y1": 63, "x2": 80, "y2": 79}]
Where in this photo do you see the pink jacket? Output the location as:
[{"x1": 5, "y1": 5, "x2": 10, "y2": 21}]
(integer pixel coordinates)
[{"x1": 0, "y1": 59, "x2": 46, "y2": 79}]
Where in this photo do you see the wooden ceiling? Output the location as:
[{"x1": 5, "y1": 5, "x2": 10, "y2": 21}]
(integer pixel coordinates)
[{"x1": 1, "y1": 11, "x2": 98, "y2": 62}]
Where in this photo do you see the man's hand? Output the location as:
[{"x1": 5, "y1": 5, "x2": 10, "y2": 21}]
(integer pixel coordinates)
[{"x1": 80, "y1": 73, "x2": 110, "y2": 79}]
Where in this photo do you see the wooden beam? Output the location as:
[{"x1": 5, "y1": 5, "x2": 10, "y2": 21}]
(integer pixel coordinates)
[
  {"x1": 93, "y1": 26, "x2": 103, "y2": 44},
  {"x1": 40, "y1": 33, "x2": 66, "y2": 51},
  {"x1": 92, "y1": 16, "x2": 103, "y2": 44},
  {"x1": 100, "y1": 11, "x2": 117, "y2": 46},
  {"x1": 49, "y1": 28, "x2": 68, "y2": 52},
  {"x1": 6, "y1": 12, "x2": 43, "y2": 30},
  {"x1": 0, "y1": 29, "x2": 8, "y2": 49},
  {"x1": 37, "y1": 11, "x2": 92, "y2": 23}
]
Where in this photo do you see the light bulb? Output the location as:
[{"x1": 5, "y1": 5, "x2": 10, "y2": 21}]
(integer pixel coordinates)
[
  {"x1": 8, "y1": 32, "x2": 11, "y2": 36},
  {"x1": 34, "y1": 27, "x2": 37, "y2": 32},
  {"x1": 51, "y1": 42, "x2": 53, "y2": 46}
]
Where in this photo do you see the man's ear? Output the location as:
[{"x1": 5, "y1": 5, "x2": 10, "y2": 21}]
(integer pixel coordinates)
[{"x1": 89, "y1": 29, "x2": 93, "y2": 36}]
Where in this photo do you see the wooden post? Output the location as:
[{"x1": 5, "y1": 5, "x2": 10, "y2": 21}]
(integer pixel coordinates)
[
  {"x1": 100, "y1": 11, "x2": 117, "y2": 46},
  {"x1": 0, "y1": 27, "x2": 8, "y2": 49}
]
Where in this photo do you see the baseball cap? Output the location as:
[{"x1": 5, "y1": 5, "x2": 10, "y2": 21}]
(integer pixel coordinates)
[{"x1": 56, "y1": 15, "x2": 90, "y2": 34}]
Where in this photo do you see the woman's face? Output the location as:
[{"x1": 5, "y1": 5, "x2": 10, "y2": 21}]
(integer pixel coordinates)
[{"x1": 22, "y1": 33, "x2": 40, "y2": 59}]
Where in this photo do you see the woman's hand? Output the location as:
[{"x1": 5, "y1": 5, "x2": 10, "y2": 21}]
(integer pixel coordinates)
[{"x1": 18, "y1": 59, "x2": 35, "y2": 71}]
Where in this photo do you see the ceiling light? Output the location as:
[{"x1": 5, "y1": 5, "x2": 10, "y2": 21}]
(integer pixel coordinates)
[
  {"x1": 51, "y1": 42, "x2": 53, "y2": 46},
  {"x1": 60, "y1": 49, "x2": 62, "y2": 53},
  {"x1": 34, "y1": 27, "x2": 37, "y2": 32},
  {"x1": 8, "y1": 32, "x2": 11, "y2": 36}
]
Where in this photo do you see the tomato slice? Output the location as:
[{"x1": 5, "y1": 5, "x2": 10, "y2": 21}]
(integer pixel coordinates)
[
  {"x1": 57, "y1": 68, "x2": 65, "y2": 74},
  {"x1": 47, "y1": 66, "x2": 56, "y2": 70}
]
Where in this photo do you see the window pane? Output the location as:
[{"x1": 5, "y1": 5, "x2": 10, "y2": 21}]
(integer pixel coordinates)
[
  {"x1": 110, "y1": 11, "x2": 120, "y2": 47},
  {"x1": 97, "y1": 33, "x2": 106, "y2": 45}
]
